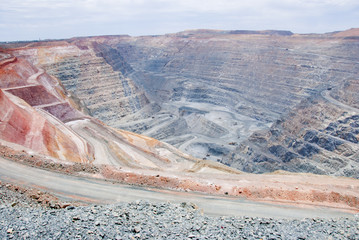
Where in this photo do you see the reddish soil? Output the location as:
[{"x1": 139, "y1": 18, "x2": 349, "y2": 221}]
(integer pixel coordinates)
[
  {"x1": 101, "y1": 166, "x2": 359, "y2": 212},
  {"x1": 0, "y1": 144, "x2": 99, "y2": 174},
  {"x1": 1, "y1": 143, "x2": 359, "y2": 212},
  {"x1": 43, "y1": 102, "x2": 84, "y2": 122},
  {"x1": 334, "y1": 28, "x2": 359, "y2": 37},
  {"x1": 0, "y1": 90, "x2": 31, "y2": 145},
  {"x1": 0, "y1": 58, "x2": 37, "y2": 88},
  {"x1": 6, "y1": 85, "x2": 59, "y2": 106}
]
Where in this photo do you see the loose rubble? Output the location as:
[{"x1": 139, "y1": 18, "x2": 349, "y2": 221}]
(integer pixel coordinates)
[
  {"x1": 0, "y1": 181, "x2": 83, "y2": 209},
  {"x1": 1, "y1": 184, "x2": 358, "y2": 240}
]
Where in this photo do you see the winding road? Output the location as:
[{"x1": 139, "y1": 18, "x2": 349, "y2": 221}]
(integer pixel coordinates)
[
  {"x1": 0, "y1": 157, "x2": 355, "y2": 219},
  {"x1": 321, "y1": 90, "x2": 359, "y2": 113}
]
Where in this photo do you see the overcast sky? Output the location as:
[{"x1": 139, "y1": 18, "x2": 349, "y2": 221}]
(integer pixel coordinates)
[{"x1": 0, "y1": 0, "x2": 358, "y2": 42}]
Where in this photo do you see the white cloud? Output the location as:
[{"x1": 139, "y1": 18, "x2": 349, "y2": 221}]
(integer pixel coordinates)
[{"x1": 0, "y1": 0, "x2": 358, "y2": 41}]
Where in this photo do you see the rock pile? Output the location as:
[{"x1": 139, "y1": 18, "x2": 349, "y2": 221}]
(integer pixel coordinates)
[{"x1": 1, "y1": 191, "x2": 358, "y2": 240}]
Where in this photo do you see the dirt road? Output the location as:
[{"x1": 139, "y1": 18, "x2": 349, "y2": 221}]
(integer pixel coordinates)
[
  {"x1": 0, "y1": 157, "x2": 355, "y2": 219},
  {"x1": 322, "y1": 90, "x2": 359, "y2": 113}
]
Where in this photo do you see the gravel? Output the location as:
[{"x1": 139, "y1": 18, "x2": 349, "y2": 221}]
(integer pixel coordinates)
[
  {"x1": 1, "y1": 181, "x2": 359, "y2": 239},
  {"x1": 0, "y1": 199, "x2": 358, "y2": 239},
  {"x1": 0, "y1": 181, "x2": 82, "y2": 209}
]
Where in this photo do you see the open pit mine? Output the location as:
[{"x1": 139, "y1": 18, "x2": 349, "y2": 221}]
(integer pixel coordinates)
[{"x1": 1, "y1": 28, "x2": 359, "y2": 214}]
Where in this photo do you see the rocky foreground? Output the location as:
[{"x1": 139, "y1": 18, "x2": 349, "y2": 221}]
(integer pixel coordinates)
[{"x1": 1, "y1": 183, "x2": 358, "y2": 240}]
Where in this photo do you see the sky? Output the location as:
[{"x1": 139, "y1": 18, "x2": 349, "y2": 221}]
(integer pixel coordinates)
[{"x1": 0, "y1": 0, "x2": 358, "y2": 42}]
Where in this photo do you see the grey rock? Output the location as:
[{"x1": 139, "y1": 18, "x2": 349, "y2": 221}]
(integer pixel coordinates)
[
  {"x1": 0, "y1": 200, "x2": 358, "y2": 239},
  {"x1": 133, "y1": 226, "x2": 141, "y2": 233}
]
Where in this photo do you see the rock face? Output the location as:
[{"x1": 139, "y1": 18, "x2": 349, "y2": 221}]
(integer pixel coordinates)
[
  {"x1": 0, "y1": 51, "x2": 92, "y2": 162},
  {"x1": 222, "y1": 95, "x2": 359, "y2": 177},
  {"x1": 37, "y1": 40, "x2": 149, "y2": 127},
  {"x1": 0, "y1": 89, "x2": 92, "y2": 162},
  {"x1": 1, "y1": 28, "x2": 359, "y2": 178}
]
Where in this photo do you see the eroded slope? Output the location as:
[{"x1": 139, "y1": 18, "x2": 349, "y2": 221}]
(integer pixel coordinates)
[
  {"x1": 1, "y1": 29, "x2": 358, "y2": 179},
  {"x1": 0, "y1": 44, "x2": 236, "y2": 175},
  {"x1": 69, "y1": 29, "x2": 358, "y2": 177}
]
